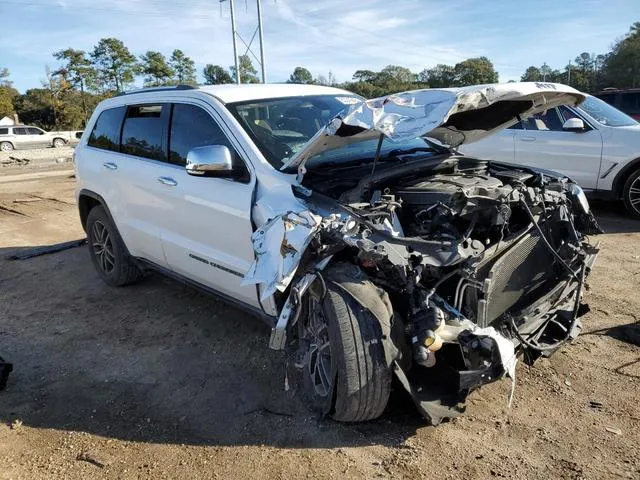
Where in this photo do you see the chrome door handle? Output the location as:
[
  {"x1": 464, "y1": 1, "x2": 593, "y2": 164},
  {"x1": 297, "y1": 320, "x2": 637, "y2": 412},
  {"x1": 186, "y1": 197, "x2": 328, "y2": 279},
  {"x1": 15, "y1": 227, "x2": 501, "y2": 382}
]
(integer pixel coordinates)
[
  {"x1": 157, "y1": 176, "x2": 178, "y2": 186},
  {"x1": 103, "y1": 162, "x2": 118, "y2": 170},
  {"x1": 520, "y1": 136, "x2": 536, "y2": 142}
]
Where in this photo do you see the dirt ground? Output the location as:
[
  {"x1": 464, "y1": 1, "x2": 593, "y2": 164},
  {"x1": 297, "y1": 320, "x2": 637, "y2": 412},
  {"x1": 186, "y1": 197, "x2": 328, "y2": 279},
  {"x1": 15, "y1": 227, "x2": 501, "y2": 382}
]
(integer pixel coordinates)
[{"x1": 0, "y1": 164, "x2": 639, "y2": 480}]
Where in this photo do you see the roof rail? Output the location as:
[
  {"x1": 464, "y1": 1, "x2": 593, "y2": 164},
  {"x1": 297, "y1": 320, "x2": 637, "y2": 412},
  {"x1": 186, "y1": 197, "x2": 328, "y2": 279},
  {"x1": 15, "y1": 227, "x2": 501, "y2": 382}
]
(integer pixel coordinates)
[{"x1": 116, "y1": 84, "x2": 197, "y2": 96}]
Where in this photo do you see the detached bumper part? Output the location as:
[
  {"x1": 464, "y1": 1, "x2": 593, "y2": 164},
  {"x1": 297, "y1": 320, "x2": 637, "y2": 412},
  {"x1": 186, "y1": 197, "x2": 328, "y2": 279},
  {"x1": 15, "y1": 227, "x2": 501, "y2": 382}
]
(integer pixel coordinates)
[{"x1": 393, "y1": 326, "x2": 516, "y2": 425}]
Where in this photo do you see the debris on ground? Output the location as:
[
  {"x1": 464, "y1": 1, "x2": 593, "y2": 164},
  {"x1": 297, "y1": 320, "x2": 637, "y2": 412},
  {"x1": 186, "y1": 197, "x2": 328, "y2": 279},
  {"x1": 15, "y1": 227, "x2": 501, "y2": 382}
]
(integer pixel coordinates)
[{"x1": 7, "y1": 238, "x2": 86, "y2": 260}]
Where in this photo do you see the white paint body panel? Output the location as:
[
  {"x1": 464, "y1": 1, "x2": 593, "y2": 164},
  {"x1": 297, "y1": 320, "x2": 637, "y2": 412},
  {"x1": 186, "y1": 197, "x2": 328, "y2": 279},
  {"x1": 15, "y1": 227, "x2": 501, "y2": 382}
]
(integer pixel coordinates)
[{"x1": 462, "y1": 104, "x2": 640, "y2": 194}]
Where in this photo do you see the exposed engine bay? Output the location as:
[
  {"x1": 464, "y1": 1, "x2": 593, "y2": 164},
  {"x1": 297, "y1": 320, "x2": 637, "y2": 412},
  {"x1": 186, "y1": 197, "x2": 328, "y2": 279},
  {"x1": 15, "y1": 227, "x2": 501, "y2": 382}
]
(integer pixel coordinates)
[
  {"x1": 240, "y1": 84, "x2": 601, "y2": 424},
  {"x1": 267, "y1": 157, "x2": 601, "y2": 423}
]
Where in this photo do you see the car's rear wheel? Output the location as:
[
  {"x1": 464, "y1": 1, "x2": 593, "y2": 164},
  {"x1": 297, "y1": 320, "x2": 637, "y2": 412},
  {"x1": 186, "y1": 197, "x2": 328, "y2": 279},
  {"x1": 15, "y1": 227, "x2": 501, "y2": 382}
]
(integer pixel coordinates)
[
  {"x1": 622, "y1": 169, "x2": 640, "y2": 220},
  {"x1": 86, "y1": 205, "x2": 143, "y2": 286},
  {"x1": 0, "y1": 141, "x2": 14, "y2": 152},
  {"x1": 52, "y1": 138, "x2": 65, "y2": 148},
  {"x1": 297, "y1": 268, "x2": 392, "y2": 422}
]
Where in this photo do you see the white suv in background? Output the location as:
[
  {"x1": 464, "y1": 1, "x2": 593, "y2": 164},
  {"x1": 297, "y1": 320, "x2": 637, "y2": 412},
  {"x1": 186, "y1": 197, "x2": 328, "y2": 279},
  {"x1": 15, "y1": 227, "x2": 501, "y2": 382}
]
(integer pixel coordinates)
[
  {"x1": 461, "y1": 94, "x2": 640, "y2": 218},
  {"x1": 0, "y1": 125, "x2": 70, "y2": 151}
]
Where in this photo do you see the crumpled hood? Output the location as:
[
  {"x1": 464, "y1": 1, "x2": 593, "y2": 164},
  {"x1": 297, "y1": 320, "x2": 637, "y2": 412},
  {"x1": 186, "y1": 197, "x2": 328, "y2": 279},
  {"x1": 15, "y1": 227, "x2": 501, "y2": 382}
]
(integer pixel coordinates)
[{"x1": 281, "y1": 82, "x2": 585, "y2": 173}]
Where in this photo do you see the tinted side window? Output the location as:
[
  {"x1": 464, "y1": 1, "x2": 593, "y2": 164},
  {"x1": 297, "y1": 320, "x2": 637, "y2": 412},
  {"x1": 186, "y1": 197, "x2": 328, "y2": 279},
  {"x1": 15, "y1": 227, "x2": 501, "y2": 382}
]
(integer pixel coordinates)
[
  {"x1": 88, "y1": 106, "x2": 126, "y2": 152},
  {"x1": 0, "y1": 128, "x2": 8, "y2": 135},
  {"x1": 169, "y1": 104, "x2": 234, "y2": 166},
  {"x1": 28, "y1": 127, "x2": 43, "y2": 135},
  {"x1": 13, "y1": 127, "x2": 27, "y2": 135},
  {"x1": 121, "y1": 105, "x2": 167, "y2": 161}
]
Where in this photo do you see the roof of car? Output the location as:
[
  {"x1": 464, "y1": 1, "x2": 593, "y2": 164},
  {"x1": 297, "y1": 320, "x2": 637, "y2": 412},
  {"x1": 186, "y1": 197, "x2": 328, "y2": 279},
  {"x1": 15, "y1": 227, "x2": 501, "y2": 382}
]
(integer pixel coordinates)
[{"x1": 197, "y1": 83, "x2": 355, "y2": 103}]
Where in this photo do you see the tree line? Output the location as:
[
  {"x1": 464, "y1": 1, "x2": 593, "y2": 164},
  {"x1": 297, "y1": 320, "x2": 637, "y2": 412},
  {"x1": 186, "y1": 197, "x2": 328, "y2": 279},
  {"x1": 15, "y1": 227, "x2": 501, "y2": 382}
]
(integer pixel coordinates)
[{"x1": 1, "y1": 21, "x2": 639, "y2": 131}]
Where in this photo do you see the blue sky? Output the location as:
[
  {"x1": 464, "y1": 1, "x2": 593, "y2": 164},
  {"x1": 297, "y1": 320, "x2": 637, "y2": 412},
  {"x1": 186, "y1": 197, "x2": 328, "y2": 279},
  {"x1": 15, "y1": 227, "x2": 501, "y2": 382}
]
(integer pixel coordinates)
[{"x1": 2, "y1": 0, "x2": 637, "y2": 92}]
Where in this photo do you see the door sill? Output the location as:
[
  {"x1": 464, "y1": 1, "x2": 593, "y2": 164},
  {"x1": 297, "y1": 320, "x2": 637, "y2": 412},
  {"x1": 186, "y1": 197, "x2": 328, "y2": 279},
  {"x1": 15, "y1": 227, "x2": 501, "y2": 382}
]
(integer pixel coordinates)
[{"x1": 135, "y1": 258, "x2": 277, "y2": 327}]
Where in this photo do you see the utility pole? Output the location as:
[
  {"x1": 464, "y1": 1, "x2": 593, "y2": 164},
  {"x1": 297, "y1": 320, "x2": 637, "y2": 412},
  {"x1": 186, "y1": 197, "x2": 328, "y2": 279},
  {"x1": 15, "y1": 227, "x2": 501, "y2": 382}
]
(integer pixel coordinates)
[
  {"x1": 256, "y1": 0, "x2": 266, "y2": 83},
  {"x1": 228, "y1": 0, "x2": 240, "y2": 84},
  {"x1": 221, "y1": 0, "x2": 267, "y2": 84}
]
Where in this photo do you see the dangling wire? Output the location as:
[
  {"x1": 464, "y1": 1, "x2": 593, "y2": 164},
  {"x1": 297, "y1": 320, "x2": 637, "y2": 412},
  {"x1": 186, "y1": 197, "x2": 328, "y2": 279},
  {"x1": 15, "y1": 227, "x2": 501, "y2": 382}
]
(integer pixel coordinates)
[{"x1": 367, "y1": 133, "x2": 385, "y2": 202}]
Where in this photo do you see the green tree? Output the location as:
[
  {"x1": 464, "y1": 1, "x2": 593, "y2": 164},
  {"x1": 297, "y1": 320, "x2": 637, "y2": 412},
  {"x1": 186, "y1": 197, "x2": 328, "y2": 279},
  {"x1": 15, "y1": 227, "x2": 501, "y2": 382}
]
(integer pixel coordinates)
[
  {"x1": 287, "y1": 67, "x2": 314, "y2": 84},
  {"x1": 203, "y1": 64, "x2": 233, "y2": 84},
  {"x1": 52, "y1": 48, "x2": 96, "y2": 124},
  {"x1": 352, "y1": 70, "x2": 377, "y2": 83},
  {"x1": 230, "y1": 55, "x2": 259, "y2": 84},
  {"x1": 419, "y1": 64, "x2": 456, "y2": 87},
  {"x1": 169, "y1": 49, "x2": 196, "y2": 85},
  {"x1": 521, "y1": 66, "x2": 542, "y2": 82},
  {"x1": 453, "y1": 57, "x2": 498, "y2": 86},
  {"x1": 0, "y1": 68, "x2": 16, "y2": 118},
  {"x1": 139, "y1": 51, "x2": 174, "y2": 86},
  {"x1": 13, "y1": 88, "x2": 57, "y2": 129},
  {"x1": 0, "y1": 89, "x2": 15, "y2": 118},
  {"x1": 91, "y1": 38, "x2": 139, "y2": 92},
  {"x1": 602, "y1": 22, "x2": 640, "y2": 88},
  {"x1": 378, "y1": 65, "x2": 416, "y2": 84}
]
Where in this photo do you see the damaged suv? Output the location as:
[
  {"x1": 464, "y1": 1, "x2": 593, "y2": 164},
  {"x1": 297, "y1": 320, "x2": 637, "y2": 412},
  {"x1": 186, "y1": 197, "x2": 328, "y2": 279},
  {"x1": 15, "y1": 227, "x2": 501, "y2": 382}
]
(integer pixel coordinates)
[{"x1": 76, "y1": 82, "x2": 600, "y2": 424}]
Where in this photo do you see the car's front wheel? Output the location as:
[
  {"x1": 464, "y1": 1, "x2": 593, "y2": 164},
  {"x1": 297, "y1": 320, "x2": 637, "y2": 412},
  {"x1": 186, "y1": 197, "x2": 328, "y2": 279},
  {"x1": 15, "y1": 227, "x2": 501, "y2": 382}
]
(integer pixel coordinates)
[
  {"x1": 52, "y1": 138, "x2": 66, "y2": 148},
  {"x1": 86, "y1": 205, "x2": 143, "y2": 286},
  {"x1": 0, "y1": 141, "x2": 14, "y2": 152},
  {"x1": 622, "y1": 169, "x2": 640, "y2": 220},
  {"x1": 296, "y1": 266, "x2": 392, "y2": 422}
]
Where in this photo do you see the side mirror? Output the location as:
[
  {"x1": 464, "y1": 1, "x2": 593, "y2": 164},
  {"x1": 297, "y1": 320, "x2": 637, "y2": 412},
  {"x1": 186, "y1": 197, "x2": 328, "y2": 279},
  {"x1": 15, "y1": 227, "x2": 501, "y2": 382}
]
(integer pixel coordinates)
[
  {"x1": 562, "y1": 118, "x2": 585, "y2": 132},
  {"x1": 186, "y1": 145, "x2": 234, "y2": 177}
]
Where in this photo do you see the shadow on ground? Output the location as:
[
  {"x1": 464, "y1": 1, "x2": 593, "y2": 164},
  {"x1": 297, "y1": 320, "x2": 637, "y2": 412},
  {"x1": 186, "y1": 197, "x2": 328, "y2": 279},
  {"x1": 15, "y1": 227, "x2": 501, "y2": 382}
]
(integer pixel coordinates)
[
  {"x1": 1, "y1": 203, "x2": 636, "y2": 448},
  {"x1": 590, "y1": 200, "x2": 640, "y2": 234},
  {"x1": 0, "y1": 245, "x2": 423, "y2": 449}
]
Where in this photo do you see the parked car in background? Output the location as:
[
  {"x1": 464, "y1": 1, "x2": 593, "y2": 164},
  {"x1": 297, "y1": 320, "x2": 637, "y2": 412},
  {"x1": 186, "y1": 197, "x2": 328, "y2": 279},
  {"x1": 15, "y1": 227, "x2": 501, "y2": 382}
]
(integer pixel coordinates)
[
  {"x1": 0, "y1": 125, "x2": 77, "y2": 152},
  {"x1": 460, "y1": 93, "x2": 640, "y2": 218},
  {"x1": 596, "y1": 88, "x2": 640, "y2": 120}
]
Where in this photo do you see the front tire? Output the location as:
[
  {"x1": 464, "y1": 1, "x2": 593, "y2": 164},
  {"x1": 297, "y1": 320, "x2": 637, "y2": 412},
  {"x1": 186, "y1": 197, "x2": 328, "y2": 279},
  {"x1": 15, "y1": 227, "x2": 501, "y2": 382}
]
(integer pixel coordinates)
[
  {"x1": 86, "y1": 205, "x2": 143, "y2": 286},
  {"x1": 622, "y1": 169, "x2": 640, "y2": 220},
  {"x1": 298, "y1": 269, "x2": 392, "y2": 422},
  {"x1": 52, "y1": 138, "x2": 66, "y2": 148},
  {"x1": 0, "y1": 141, "x2": 14, "y2": 152}
]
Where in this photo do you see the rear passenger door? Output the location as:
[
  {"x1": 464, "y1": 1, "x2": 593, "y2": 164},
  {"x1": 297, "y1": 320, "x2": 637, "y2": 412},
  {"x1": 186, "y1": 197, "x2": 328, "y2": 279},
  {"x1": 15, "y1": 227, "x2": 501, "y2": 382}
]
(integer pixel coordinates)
[
  {"x1": 82, "y1": 104, "x2": 169, "y2": 267},
  {"x1": 114, "y1": 104, "x2": 173, "y2": 267},
  {"x1": 156, "y1": 101, "x2": 259, "y2": 308},
  {"x1": 12, "y1": 127, "x2": 30, "y2": 148}
]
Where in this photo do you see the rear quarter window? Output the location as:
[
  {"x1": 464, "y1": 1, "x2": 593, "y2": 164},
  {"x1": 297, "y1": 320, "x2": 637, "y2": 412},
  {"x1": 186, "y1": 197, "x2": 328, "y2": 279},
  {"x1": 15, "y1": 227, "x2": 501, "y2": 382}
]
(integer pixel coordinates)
[
  {"x1": 88, "y1": 107, "x2": 126, "y2": 152},
  {"x1": 0, "y1": 128, "x2": 8, "y2": 135}
]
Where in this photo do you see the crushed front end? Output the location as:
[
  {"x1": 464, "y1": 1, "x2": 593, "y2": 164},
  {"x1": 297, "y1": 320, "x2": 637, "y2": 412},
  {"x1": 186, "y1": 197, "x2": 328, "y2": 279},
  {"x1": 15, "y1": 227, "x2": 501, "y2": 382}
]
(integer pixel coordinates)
[{"x1": 276, "y1": 159, "x2": 600, "y2": 423}]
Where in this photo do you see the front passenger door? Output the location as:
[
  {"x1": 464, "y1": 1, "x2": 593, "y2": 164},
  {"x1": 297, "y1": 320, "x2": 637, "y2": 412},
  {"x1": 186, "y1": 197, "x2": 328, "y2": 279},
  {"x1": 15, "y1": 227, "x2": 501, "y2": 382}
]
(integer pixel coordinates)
[
  {"x1": 27, "y1": 127, "x2": 49, "y2": 147},
  {"x1": 157, "y1": 102, "x2": 260, "y2": 309},
  {"x1": 513, "y1": 107, "x2": 603, "y2": 190}
]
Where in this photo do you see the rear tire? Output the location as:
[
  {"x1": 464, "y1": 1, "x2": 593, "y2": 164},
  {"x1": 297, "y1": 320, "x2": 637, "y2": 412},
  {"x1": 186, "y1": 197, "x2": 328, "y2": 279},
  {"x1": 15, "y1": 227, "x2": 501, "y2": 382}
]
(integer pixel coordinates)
[
  {"x1": 298, "y1": 269, "x2": 392, "y2": 422},
  {"x1": 86, "y1": 205, "x2": 143, "y2": 286},
  {"x1": 0, "y1": 141, "x2": 14, "y2": 152},
  {"x1": 622, "y1": 169, "x2": 640, "y2": 220}
]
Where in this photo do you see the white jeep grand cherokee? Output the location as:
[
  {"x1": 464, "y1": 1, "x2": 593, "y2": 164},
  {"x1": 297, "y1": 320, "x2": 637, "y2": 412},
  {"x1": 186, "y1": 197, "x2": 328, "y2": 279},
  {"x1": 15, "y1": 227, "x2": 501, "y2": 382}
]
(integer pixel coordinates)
[{"x1": 76, "y1": 83, "x2": 600, "y2": 424}]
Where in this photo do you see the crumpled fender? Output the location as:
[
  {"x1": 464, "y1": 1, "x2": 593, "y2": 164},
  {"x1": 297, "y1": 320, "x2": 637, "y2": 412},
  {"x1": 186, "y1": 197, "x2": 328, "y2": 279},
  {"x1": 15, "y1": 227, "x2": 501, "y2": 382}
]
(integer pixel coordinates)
[{"x1": 325, "y1": 263, "x2": 468, "y2": 424}]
